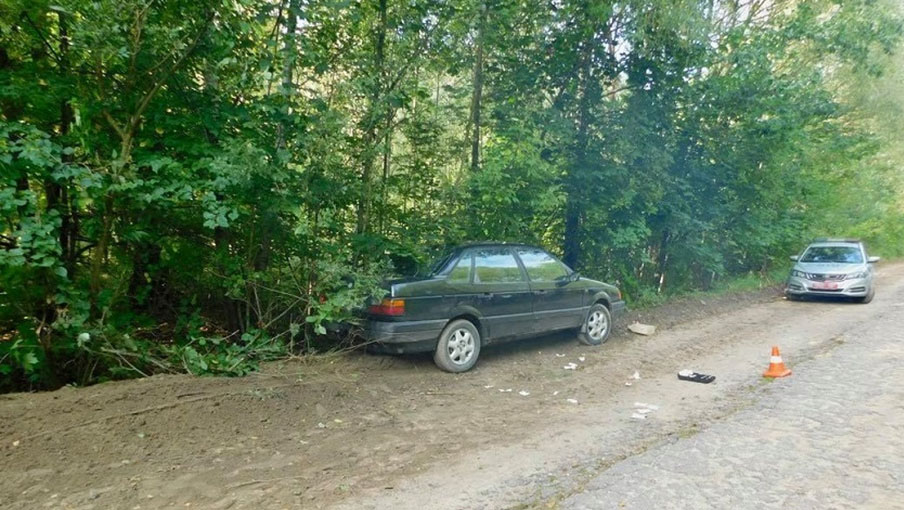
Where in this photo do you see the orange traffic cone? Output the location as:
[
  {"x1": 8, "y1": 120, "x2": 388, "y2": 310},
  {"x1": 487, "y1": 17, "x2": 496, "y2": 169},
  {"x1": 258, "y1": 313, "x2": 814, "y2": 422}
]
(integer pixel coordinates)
[{"x1": 763, "y1": 346, "x2": 792, "y2": 378}]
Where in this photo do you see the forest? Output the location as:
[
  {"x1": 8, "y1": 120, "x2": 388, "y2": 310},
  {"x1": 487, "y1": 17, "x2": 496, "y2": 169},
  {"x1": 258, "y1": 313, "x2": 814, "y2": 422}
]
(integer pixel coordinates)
[{"x1": 2, "y1": 0, "x2": 903, "y2": 391}]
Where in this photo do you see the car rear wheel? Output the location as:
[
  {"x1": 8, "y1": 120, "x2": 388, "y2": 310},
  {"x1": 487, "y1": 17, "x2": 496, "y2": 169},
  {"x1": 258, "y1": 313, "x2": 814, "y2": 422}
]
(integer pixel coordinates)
[
  {"x1": 578, "y1": 303, "x2": 612, "y2": 346},
  {"x1": 434, "y1": 319, "x2": 481, "y2": 373}
]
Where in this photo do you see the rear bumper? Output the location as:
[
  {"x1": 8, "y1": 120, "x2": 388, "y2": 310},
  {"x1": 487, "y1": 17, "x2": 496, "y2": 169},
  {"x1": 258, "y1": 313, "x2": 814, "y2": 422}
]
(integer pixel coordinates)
[{"x1": 363, "y1": 318, "x2": 445, "y2": 354}]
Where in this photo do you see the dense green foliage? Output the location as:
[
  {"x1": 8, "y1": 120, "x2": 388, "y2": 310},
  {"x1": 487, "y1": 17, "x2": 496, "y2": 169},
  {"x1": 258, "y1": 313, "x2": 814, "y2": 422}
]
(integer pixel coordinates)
[{"x1": 2, "y1": 0, "x2": 902, "y2": 390}]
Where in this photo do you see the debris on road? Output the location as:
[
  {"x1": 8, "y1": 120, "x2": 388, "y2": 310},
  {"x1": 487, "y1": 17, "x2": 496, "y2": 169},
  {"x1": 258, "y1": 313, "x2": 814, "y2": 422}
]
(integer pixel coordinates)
[
  {"x1": 631, "y1": 402, "x2": 659, "y2": 420},
  {"x1": 578, "y1": 356, "x2": 586, "y2": 362},
  {"x1": 628, "y1": 322, "x2": 657, "y2": 335},
  {"x1": 677, "y1": 369, "x2": 716, "y2": 384},
  {"x1": 563, "y1": 363, "x2": 578, "y2": 370},
  {"x1": 483, "y1": 385, "x2": 494, "y2": 389},
  {"x1": 555, "y1": 353, "x2": 566, "y2": 358},
  {"x1": 566, "y1": 398, "x2": 579, "y2": 404},
  {"x1": 498, "y1": 388, "x2": 513, "y2": 392},
  {"x1": 519, "y1": 390, "x2": 530, "y2": 396}
]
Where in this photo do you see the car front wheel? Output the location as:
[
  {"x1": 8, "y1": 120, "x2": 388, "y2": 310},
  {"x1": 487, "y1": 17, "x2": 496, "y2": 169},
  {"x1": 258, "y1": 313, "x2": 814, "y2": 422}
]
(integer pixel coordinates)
[
  {"x1": 434, "y1": 319, "x2": 481, "y2": 373},
  {"x1": 578, "y1": 303, "x2": 612, "y2": 346}
]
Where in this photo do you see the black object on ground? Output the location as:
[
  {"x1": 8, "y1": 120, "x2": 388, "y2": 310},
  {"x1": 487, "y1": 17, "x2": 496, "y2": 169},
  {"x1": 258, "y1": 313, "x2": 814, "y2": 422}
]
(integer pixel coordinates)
[{"x1": 677, "y1": 371, "x2": 716, "y2": 384}]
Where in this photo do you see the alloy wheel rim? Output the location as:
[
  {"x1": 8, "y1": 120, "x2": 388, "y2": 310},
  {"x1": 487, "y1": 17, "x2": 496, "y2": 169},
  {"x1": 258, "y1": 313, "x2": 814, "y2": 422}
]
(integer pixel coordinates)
[
  {"x1": 587, "y1": 310, "x2": 608, "y2": 340},
  {"x1": 447, "y1": 328, "x2": 475, "y2": 365}
]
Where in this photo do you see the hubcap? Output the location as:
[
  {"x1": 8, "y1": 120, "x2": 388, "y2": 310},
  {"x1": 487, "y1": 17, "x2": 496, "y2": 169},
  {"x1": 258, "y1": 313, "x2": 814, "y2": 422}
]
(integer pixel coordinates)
[
  {"x1": 587, "y1": 310, "x2": 609, "y2": 340},
  {"x1": 447, "y1": 328, "x2": 475, "y2": 365}
]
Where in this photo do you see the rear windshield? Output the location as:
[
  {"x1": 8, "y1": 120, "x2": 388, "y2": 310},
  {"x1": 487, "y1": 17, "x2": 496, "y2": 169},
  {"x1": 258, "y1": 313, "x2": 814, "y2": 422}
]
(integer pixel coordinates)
[{"x1": 801, "y1": 246, "x2": 863, "y2": 263}]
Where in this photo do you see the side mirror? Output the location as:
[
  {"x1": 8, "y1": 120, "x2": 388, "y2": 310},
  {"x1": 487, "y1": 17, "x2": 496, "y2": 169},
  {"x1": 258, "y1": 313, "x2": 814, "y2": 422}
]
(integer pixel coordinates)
[
  {"x1": 868, "y1": 256, "x2": 880, "y2": 263},
  {"x1": 789, "y1": 255, "x2": 799, "y2": 261},
  {"x1": 558, "y1": 272, "x2": 579, "y2": 285}
]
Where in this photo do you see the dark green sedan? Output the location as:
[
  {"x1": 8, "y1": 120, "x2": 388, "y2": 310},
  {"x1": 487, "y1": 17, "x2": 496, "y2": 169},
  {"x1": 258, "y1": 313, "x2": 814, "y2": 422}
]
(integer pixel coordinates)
[{"x1": 365, "y1": 243, "x2": 626, "y2": 372}]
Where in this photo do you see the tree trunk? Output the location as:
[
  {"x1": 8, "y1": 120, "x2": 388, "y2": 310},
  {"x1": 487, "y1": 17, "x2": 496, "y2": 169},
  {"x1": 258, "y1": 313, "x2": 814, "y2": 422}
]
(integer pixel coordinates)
[
  {"x1": 656, "y1": 230, "x2": 671, "y2": 293},
  {"x1": 468, "y1": 1, "x2": 487, "y2": 172},
  {"x1": 58, "y1": 11, "x2": 77, "y2": 274},
  {"x1": 356, "y1": 0, "x2": 388, "y2": 235},
  {"x1": 275, "y1": 0, "x2": 300, "y2": 151},
  {"x1": 563, "y1": 36, "x2": 594, "y2": 269}
]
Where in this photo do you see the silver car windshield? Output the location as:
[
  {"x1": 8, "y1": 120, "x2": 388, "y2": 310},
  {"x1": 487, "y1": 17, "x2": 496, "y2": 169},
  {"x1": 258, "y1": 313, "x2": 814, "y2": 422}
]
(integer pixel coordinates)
[{"x1": 800, "y1": 246, "x2": 863, "y2": 263}]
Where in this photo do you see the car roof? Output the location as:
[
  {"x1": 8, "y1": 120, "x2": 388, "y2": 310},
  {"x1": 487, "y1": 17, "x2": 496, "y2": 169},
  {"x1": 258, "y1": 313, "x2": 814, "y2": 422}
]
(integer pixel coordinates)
[
  {"x1": 457, "y1": 241, "x2": 546, "y2": 251},
  {"x1": 810, "y1": 237, "x2": 862, "y2": 244},
  {"x1": 804, "y1": 241, "x2": 864, "y2": 251}
]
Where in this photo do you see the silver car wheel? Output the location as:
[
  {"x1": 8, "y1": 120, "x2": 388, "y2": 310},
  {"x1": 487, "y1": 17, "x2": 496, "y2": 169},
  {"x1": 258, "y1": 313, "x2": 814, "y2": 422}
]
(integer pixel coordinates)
[
  {"x1": 587, "y1": 310, "x2": 609, "y2": 341},
  {"x1": 446, "y1": 328, "x2": 475, "y2": 365}
]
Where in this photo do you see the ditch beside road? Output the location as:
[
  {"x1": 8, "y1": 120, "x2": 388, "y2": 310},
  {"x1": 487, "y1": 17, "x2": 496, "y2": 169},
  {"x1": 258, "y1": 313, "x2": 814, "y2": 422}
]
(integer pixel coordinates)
[{"x1": 2, "y1": 263, "x2": 903, "y2": 510}]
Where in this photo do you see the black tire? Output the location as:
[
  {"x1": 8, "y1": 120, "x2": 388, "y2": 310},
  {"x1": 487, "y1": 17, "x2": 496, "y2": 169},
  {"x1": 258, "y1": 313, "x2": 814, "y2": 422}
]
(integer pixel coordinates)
[
  {"x1": 578, "y1": 303, "x2": 612, "y2": 346},
  {"x1": 854, "y1": 286, "x2": 875, "y2": 304},
  {"x1": 433, "y1": 319, "x2": 481, "y2": 373}
]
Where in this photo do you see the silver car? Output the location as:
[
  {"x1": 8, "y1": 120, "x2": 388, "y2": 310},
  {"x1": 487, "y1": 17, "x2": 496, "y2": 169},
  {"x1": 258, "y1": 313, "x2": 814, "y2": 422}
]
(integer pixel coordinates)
[{"x1": 786, "y1": 239, "x2": 879, "y2": 303}]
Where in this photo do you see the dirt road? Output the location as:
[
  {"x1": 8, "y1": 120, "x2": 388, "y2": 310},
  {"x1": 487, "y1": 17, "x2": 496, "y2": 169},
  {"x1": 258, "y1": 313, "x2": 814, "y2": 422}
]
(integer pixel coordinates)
[{"x1": 2, "y1": 263, "x2": 902, "y2": 510}]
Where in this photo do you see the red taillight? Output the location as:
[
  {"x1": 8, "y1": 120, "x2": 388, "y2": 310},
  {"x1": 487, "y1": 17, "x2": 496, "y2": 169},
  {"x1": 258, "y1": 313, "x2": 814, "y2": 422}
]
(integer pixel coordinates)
[{"x1": 368, "y1": 298, "x2": 405, "y2": 316}]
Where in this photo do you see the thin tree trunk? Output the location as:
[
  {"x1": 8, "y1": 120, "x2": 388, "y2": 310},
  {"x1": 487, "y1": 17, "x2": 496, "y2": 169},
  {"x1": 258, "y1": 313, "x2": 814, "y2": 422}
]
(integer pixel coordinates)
[
  {"x1": 563, "y1": 36, "x2": 594, "y2": 269},
  {"x1": 357, "y1": 0, "x2": 388, "y2": 235},
  {"x1": 468, "y1": 1, "x2": 487, "y2": 172},
  {"x1": 58, "y1": 11, "x2": 76, "y2": 274},
  {"x1": 275, "y1": 0, "x2": 300, "y2": 151}
]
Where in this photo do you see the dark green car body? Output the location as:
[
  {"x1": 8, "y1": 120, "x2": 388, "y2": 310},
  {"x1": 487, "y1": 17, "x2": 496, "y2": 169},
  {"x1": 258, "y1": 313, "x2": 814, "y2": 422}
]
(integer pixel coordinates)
[{"x1": 364, "y1": 243, "x2": 626, "y2": 359}]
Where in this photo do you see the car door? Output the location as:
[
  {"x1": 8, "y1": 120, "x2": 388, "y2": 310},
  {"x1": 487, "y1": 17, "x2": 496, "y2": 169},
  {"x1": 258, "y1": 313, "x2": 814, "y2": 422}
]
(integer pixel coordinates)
[
  {"x1": 471, "y1": 247, "x2": 533, "y2": 341},
  {"x1": 514, "y1": 247, "x2": 585, "y2": 332}
]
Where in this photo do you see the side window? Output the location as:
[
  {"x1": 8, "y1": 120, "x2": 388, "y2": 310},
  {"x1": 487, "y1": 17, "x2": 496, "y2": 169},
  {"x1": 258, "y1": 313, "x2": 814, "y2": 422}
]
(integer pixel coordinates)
[
  {"x1": 517, "y1": 248, "x2": 568, "y2": 281},
  {"x1": 447, "y1": 254, "x2": 471, "y2": 283},
  {"x1": 474, "y1": 248, "x2": 524, "y2": 283}
]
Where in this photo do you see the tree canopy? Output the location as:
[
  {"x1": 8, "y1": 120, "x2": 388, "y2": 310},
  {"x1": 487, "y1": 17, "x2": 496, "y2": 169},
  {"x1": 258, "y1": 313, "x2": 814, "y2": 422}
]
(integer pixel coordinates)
[{"x1": 2, "y1": 0, "x2": 903, "y2": 390}]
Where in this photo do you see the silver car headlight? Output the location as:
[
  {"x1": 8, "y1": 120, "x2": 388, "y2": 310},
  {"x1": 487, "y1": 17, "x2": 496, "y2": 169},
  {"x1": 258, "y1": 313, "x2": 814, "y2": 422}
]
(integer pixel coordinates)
[
  {"x1": 790, "y1": 269, "x2": 806, "y2": 278},
  {"x1": 846, "y1": 271, "x2": 869, "y2": 280}
]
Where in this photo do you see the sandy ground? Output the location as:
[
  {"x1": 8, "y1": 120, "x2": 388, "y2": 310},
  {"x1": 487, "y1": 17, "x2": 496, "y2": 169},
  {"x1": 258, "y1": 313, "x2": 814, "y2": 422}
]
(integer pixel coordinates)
[{"x1": 2, "y1": 263, "x2": 901, "y2": 510}]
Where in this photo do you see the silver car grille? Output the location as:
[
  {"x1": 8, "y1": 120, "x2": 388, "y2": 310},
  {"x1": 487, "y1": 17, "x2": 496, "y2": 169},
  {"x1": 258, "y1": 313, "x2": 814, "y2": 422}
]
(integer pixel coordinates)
[{"x1": 806, "y1": 273, "x2": 846, "y2": 282}]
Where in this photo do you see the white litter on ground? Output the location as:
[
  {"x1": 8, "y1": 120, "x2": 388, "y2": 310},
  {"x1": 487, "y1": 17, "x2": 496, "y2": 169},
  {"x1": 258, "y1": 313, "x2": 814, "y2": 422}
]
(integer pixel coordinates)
[
  {"x1": 499, "y1": 388, "x2": 513, "y2": 392},
  {"x1": 519, "y1": 390, "x2": 530, "y2": 396},
  {"x1": 630, "y1": 413, "x2": 647, "y2": 420},
  {"x1": 625, "y1": 382, "x2": 633, "y2": 386},
  {"x1": 628, "y1": 322, "x2": 657, "y2": 336},
  {"x1": 563, "y1": 363, "x2": 578, "y2": 370},
  {"x1": 553, "y1": 391, "x2": 559, "y2": 396},
  {"x1": 483, "y1": 385, "x2": 494, "y2": 389},
  {"x1": 566, "y1": 398, "x2": 579, "y2": 404},
  {"x1": 634, "y1": 402, "x2": 660, "y2": 410},
  {"x1": 631, "y1": 371, "x2": 641, "y2": 380},
  {"x1": 555, "y1": 353, "x2": 566, "y2": 358},
  {"x1": 578, "y1": 356, "x2": 586, "y2": 362}
]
